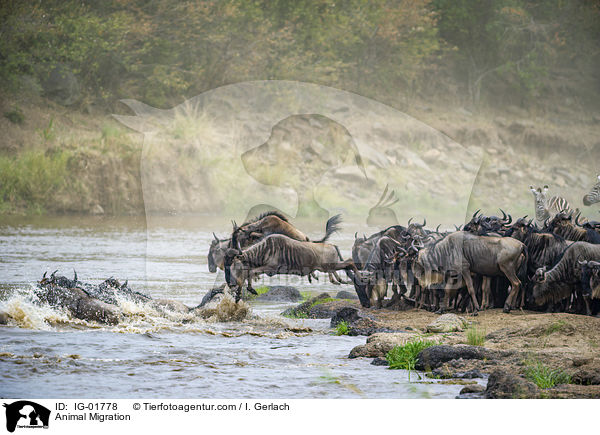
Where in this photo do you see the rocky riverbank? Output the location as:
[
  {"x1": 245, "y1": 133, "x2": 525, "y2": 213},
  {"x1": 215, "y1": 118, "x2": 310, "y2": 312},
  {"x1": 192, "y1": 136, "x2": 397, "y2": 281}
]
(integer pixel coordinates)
[{"x1": 283, "y1": 295, "x2": 600, "y2": 398}]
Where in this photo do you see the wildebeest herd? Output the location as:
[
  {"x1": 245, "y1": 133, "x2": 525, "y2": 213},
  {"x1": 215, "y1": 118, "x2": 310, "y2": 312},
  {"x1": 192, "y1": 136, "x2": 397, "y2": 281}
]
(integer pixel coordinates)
[{"x1": 209, "y1": 178, "x2": 600, "y2": 316}]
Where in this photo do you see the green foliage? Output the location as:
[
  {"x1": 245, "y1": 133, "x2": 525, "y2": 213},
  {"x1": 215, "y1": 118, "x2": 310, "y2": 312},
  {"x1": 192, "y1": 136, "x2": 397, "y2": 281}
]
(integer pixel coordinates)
[
  {"x1": 335, "y1": 320, "x2": 349, "y2": 336},
  {"x1": 545, "y1": 320, "x2": 567, "y2": 335},
  {"x1": 466, "y1": 325, "x2": 486, "y2": 346},
  {"x1": 38, "y1": 118, "x2": 55, "y2": 143},
  {"x1": 0, "y1": 149, "x2": 71, "y2": 213},
  {"x1": 4, "y1": 107, "x2": 24, "y2": 124},
  {"x1": 386, "y1": 339, "x2": 435, "y2": 371},
  {"x1": 282, "y1": 310, "x2": 308, "y2": 319},
  {"x1": 525, "y1": 361, "x2": 571, "y2": 389},
  {"x1": 310, "y1": 297, "x2": 336, "y2": 307}
]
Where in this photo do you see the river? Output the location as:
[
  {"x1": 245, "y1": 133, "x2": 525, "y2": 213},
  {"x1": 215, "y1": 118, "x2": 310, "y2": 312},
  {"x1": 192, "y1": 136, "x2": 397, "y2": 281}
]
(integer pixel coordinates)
[{"x1": 0, "y1": 216, "x2": 470, "y2": 398}]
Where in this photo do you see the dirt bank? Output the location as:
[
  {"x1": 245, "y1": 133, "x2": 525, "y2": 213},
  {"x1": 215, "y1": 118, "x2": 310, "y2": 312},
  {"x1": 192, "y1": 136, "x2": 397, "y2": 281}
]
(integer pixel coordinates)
[{"x1": 296, "y1": 297, "x2": 600, "y2": 398}]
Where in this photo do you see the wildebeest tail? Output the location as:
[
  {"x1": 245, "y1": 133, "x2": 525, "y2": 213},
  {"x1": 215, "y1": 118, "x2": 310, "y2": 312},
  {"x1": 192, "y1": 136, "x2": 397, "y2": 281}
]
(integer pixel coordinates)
[
  {"x1": 518, "y1": 244, "x2": 529, "y2": 284},
  {"x1": 316, "y1": 214, "x2": 343, "y2": 243}
]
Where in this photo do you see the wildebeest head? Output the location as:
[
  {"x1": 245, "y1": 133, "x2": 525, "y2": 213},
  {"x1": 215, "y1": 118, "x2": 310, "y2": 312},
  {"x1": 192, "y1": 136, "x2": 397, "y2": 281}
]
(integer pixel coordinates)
[
  {"x1": 583, "y1": 175, "x2": 600, "y2": 206},
  {"x1": 208, "y1": 233, "x2": 229, "y2": 273},
  {"x1": 546, "y1": 211, "x2": 572, "y2": 232},
  {"x1": 580, "y1": 260, "x2": 600, "y2": 299},
  {"x1": 505, "y1": 217, "x2": 533, "y2": 240}
]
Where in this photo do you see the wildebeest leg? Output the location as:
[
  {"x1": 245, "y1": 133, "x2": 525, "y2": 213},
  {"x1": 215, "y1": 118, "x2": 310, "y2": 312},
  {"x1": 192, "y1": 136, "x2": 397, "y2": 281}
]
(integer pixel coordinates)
[
  {"x1": 481, "y1": 276, "x2": 491, "y2": 310},
  {"x1": 461, "y1": 271, "x2": 480, "y2": 314},
  {"x1": 332, "y1": 271, "x2": 350, "y2": 284},
  {"x1": 328, "y1": 272, "x2": 341, "y2": 285},
  {"x1": 500, "y1": 265, "x2": 522, "y2": 313}
]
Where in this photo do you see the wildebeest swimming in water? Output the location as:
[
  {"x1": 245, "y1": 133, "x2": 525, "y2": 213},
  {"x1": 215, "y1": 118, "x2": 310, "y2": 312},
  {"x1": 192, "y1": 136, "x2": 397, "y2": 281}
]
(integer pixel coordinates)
[{"x1": 34, "y1": 271, "x2": 191, "y2": 324}]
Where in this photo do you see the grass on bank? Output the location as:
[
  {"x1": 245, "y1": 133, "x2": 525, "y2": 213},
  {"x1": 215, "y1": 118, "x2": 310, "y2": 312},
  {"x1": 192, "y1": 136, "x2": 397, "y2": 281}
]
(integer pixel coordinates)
[
  {"x1": 525, "y1": 361, "x2": 571, "y2": 389},
  {"x1": 386, "y1": 338, "x2": 436, "y2": 371},
  {"x1": 466, "y1": 325, "x2": 486, "y2": 346},
  {"x1": 0, "y1": 149, "x2": 71, "y2": 214}
]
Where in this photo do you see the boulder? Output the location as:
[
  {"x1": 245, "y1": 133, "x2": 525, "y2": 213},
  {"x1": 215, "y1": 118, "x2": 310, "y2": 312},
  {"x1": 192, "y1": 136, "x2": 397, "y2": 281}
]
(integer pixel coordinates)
[
  {"x1": 459, "y1": 384, "x2": 486, "y2": 395},
  {"x1": 425, "y1": 314, "x2": 469, "y2": 333},
  {"x1": 335, "y1": 290, "x2": 358, "y2": 300},
  {"x1": 255, "y1": 286, "x2": 302, "y2": 302},
  {"x1": 349, "y1": 332, "x2": 434, "y2": 359},
  {"x1": 281, "y1": 293, "x2": 332, "y2": 318},
  {"x1": 415, "y1": 345, "x2": 488, "y2": 370},
  {"x1": 571, "y1": 362, "x2": 600, "y2": 385},
  {"x1": 330, "y1": 307, "x2": 361, "y2": 327},
  {"x1": 371, "y1": 357, "x2": 389, "y2": 366},
  {"x1": 485, "y1": 370, "x2": 539, "y2": 399}
]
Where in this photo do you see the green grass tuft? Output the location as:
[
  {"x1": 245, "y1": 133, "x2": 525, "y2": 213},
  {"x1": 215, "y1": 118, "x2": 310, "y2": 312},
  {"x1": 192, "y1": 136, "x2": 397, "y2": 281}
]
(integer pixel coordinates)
[
  {"x1": 545, "y1": 320, "x2": 567, "y2": 335},
  {"x1": 335, "y1": 320, "x2": 349, "y2": 336},
  {"x1": 466, "y1": 325, "x2": 486, "y2": 346},
  {"x1": 525, "y1": 361, "x2": 571, "y2": 389},
  {"x1": 386, "y1": 339, "x2": 436, "y2": 371},
  {"x1": 310, "y1": 297, "x2": 336, "y2": 307}
]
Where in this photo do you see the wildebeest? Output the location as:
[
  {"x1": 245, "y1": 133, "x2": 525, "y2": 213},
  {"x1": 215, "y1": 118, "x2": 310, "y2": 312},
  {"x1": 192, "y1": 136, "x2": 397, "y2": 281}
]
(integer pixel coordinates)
[
  {"x1": 401, "y1": 231, "x2": 527, "y2": 314},
  {"x1": 231, "y1": 211, "x2": 311, "y2": 249},
  {"x1": 580, "y1": 260, "x2": 600, "y2": 302},
  {"x1": 583, "y1": 175, "x2": 600, "y2": 206},
  {"x1": 505, "y1": 218, "x2": 571, "y2": 275},
  {"x1": 224, "y1": 215, "x2": 368, "y2": 305},
  {"x1": 546, "y1": 212, "x2": 600, "y2": 244},
  {"x1": 530, "y1": 185, "x2": 571, "y2": 226},
  {"x1": 464, "y1": 210, "x2": 512, "y2": 236},
  {"x1": 208, "y1": 233, "x2": 231, "y2": 272},
  {"x1": 532, "y1": 242, "x2": 600, "y2": 315}
]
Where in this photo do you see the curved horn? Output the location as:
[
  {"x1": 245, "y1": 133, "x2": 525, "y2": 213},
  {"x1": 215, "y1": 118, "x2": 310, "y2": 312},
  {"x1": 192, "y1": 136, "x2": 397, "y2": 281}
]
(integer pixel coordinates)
[
  {"x1": 408, "y1": 217, "x2": 413, "y2": 226},
  {"x1": 73, "y1": 269, "x2": 77, "y2": 282},
  {"x1": 354, "y1": 232, "x2": 358, "y2": 240},
  {"x1": 422, "y1": 218, "x2": 426, "y2": 227},
  {"x1": 122, "y1": 279, "x2": 128, "y2": 289},
  {"x1": 213, "y1": 232, "x2": 219, "y2": 242},
  {"x1": 472, "y1": 209, "x2": 481, "y2": 219},
  {"x1": 575, "y1": 211, "x2": 583, "y2": 227},
  {"x1": 42, "y1": 271, "x2": 47, "y2": 279},
  {"x1": 435, "y1": 224, "x2": 441, "y2": 233},
  {"x1": 51, "y1": 269, "x2": 58, "y2": 279}
]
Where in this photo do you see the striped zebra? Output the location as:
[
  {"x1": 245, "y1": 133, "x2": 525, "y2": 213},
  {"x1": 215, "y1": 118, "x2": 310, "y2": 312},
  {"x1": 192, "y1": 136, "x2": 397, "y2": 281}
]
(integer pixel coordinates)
[
  {"x1": 529, "y1": 185, "x2": 571, "y2": 225},
  {"x1": 583, "y1": 175, "x2": 600, "y2": 206}
]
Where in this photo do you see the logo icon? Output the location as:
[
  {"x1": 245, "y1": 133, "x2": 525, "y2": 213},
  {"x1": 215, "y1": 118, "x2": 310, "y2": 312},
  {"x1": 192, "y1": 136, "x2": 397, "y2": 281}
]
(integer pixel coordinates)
[{"x1": 3, "y1": 401, "x2": 50, "y2": 433}]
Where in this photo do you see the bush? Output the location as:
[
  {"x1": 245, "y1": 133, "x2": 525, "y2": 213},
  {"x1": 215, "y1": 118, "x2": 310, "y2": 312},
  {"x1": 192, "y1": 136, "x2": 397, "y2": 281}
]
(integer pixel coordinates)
[
  {"x1": 386, "y1": 339, "x2": 435, "y2": 371},
  {"x1": 525, "y1": 361, "x2": 571, "y2": 389}
]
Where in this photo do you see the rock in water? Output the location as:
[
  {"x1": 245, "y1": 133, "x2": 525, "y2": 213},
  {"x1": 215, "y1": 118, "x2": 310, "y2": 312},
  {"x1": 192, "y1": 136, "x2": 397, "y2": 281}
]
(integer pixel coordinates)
[
  {"x1": 485, "y1": 370, "x2": 539, "y2": 399},
  {"x1": 415, "y1": 345, "x2": 487, "y2": 370},
  {"x1": 426, "y1": 313, "x2": 469, "y2": 333},
  {"x1": 255, "y1": 286, "x2": 302, "y2": 302}
]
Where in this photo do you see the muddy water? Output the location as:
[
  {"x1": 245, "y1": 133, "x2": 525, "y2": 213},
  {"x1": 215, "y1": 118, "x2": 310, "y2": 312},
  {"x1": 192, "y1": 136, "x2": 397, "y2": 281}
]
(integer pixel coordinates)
[{"x1": 0, "y1": 216, "x2": 467, "y2": 398}]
